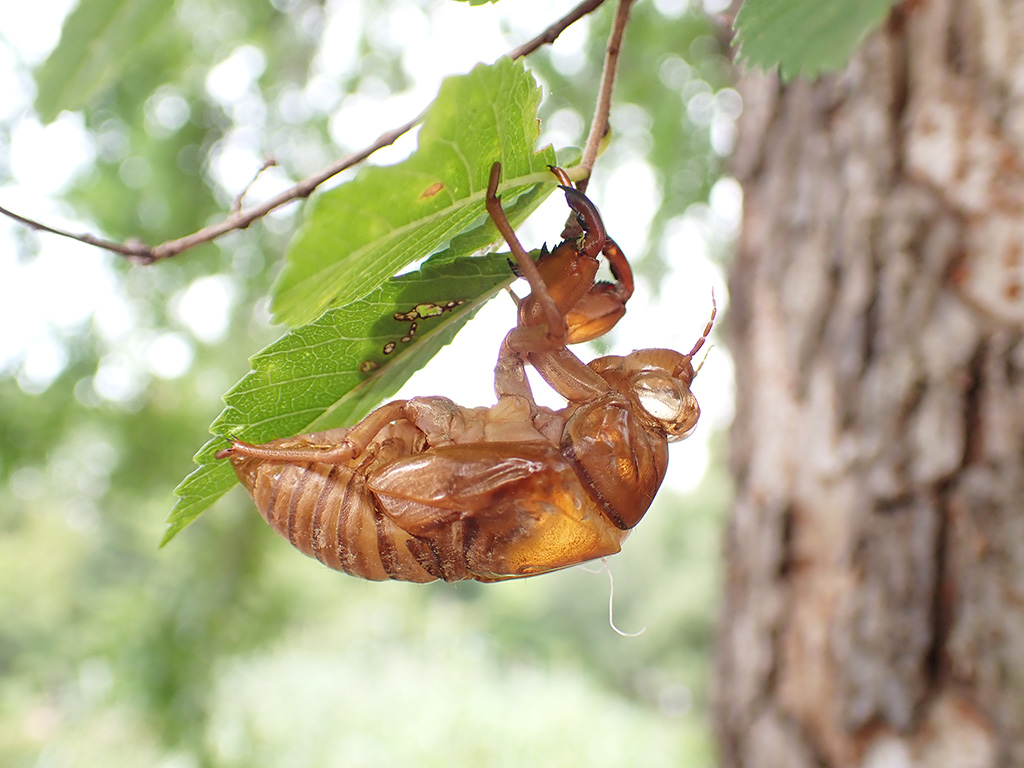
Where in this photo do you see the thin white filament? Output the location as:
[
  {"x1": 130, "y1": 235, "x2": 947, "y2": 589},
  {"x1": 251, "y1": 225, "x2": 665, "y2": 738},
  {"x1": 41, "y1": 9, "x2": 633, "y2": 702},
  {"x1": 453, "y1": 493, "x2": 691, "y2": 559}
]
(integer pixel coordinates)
[{"x1": 587, "y1": 558, "x2": 646, "y2": 637}]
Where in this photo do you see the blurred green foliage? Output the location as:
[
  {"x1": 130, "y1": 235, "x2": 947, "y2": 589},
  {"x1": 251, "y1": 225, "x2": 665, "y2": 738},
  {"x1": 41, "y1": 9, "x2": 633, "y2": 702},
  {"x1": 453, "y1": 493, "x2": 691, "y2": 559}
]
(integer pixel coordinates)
[
  {"x1": 0, "y1": 0, "x2": 734, "y2": 765},
  {"x1": 733, "y1": 0, "x2": 898, "y2": 80}
]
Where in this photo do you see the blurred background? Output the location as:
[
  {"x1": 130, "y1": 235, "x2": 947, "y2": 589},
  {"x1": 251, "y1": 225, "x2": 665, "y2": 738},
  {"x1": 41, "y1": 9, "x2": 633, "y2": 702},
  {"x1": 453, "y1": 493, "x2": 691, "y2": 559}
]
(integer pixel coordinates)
[{"x1": 0, "y1": 0, "x2": 738, "y2": 764}]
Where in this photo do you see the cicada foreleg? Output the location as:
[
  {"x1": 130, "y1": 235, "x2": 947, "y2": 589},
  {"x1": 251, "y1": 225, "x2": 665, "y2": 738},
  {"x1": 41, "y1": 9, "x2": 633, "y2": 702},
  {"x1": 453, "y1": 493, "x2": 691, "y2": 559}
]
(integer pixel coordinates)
[
  {"x1": 488, "y1": 162, "x2": 616, "y2": 405},
  {"x1": 547, "y1": 168, "x2": 634, "y2": 345},
  {"x1": 486, "y1": 162, "x2": 567, "y2": 351},
  {"x1": 562, "y1": 237, "x2": 634, "y2": 345},
  {"x1": 493, "y1": 333, "x2": 535, "y2": 401},
  {"x1": 488, "y1": 161, "x2": 568, "y2": 402}
]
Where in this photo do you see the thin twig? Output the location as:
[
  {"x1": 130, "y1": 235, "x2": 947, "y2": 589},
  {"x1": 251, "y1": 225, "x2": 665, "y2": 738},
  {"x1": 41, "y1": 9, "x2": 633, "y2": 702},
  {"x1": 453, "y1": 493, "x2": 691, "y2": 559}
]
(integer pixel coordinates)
[
  {"x1": 579, "y1": 0, "x2": 636, "y2": 181},
  {"x1": 0, "y1": 204, "x2": 153, "y2": 260},
  {"x1": 0, "y1": 117, "x2": 423, "y2": 264},
  {"x1": 0, "y1": 0, "x2": 610, "y2": 263},
  {"x1": 508, "y1": 0, "x2": 606, "y2": 59},
  {"x1": 231, "y1": 156, "x2": 277, "y2": 214},
  {"x1": 144, "y1": 117, "x2": 421, "y2": 263}
]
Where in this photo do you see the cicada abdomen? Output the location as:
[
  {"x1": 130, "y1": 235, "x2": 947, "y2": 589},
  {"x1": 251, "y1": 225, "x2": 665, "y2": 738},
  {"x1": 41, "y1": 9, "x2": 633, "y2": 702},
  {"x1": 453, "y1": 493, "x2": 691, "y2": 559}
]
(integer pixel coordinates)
[{"x1": 226, "y1": 425, "x2": 439, "y2": 582}]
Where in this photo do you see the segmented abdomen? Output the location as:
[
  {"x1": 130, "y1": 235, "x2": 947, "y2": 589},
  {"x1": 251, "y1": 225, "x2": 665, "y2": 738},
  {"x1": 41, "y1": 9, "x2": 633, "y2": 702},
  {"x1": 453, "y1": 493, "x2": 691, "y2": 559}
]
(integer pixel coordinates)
[{"x1": 233, "y1": 455, "x2": 438, "y2": 582}]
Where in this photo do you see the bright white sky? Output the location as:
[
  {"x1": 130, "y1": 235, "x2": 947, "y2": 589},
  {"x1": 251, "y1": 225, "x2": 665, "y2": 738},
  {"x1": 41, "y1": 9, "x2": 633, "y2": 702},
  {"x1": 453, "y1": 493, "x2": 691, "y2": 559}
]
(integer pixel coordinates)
[{"x1": 0, "y1": 0, "x2": 736, "y2": 493}]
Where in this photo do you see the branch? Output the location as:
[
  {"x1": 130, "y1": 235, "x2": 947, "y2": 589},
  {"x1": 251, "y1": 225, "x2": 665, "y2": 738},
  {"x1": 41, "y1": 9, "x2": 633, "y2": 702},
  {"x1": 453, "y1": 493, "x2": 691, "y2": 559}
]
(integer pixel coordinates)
[
  {"x1": 0, "y1": 203, "x2": 154, "y2": 260},
  {"x1": 508, "y1": 0, "x2": 606, "y2": 59},
  {"x1": 579, "y1": 0, "x2": 636, "y2": 182},
  {"x1": 0, "y1": 0, "x2": 609, "y2": 264},
  {"x1": 144, "y1": 117, "x2": 420, "y2": 263}
]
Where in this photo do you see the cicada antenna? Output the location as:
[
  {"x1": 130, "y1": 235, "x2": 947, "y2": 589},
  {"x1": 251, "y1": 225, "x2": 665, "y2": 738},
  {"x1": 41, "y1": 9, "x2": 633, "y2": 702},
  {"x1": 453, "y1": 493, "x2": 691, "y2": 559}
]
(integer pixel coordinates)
[
  {"x1": 693, "y1": 344, "x2": 714, "y2": 377},
  {"x1": 683, "y1": 290, "x2": 717, "y2": 362}
]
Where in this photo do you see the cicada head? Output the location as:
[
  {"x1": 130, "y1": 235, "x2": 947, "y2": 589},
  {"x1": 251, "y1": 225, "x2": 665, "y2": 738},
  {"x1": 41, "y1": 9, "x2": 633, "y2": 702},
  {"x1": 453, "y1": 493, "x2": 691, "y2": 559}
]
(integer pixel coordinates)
[
  {"x1": 589, "y1": 348, "x2": 701, "y2": 441},
  {"x1": 590, "y1": 297, "x2": 715, "y2": 440}
]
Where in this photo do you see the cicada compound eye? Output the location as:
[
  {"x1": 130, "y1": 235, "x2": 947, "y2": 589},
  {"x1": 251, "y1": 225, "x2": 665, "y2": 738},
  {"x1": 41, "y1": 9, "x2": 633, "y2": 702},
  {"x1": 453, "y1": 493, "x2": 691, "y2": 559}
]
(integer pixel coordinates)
[{"x1": 632, "y1": 370, "x2": 700, "y2": 441}]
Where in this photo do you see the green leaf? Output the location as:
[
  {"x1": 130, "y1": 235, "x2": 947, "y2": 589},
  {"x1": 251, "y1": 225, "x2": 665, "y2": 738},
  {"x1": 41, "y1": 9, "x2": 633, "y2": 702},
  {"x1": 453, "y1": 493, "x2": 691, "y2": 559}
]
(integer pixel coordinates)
[
  {"x1": 733, "y1": 0, "x2": 897, "y2": 80},
  {"x1": 34, "y1": 0, "x2": 174, "y2": 122},
  {"x1": 271, "y1": 57, "x2": 557, "y2": 327},
  {"x1": 164, "y1": 249, "x2": 524, "y2": 544}
]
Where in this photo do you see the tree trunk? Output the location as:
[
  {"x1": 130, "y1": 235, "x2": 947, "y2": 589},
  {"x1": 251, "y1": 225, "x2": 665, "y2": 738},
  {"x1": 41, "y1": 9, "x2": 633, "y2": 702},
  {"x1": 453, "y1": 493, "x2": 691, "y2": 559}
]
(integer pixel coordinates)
[{"x1": 715, "y1": 2, "x2": 1024, "y2": 766}]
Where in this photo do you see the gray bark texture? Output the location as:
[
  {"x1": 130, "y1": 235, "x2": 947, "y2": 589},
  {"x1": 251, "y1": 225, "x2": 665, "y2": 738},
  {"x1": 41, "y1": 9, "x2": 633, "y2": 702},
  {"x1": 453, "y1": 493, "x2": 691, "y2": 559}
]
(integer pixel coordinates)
[{"x1": 715, "y1": 1, "x2": 1024, "y2": 766}]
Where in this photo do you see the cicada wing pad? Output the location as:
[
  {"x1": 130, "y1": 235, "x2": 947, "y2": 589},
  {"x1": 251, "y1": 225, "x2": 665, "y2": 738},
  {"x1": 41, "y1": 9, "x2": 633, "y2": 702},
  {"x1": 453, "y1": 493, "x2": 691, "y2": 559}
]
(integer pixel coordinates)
[
  {"x1": 368, "y1": 441, "x2": 627, "y2": 580},
  {"x1": 561, "y1": 396, "x2": 670, "y2": 530}
]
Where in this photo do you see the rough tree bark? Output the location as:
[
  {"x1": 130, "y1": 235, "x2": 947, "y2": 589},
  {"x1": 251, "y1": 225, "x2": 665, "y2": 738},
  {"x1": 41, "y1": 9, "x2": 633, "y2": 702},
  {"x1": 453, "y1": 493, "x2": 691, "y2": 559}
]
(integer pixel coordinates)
[{"x1": 716, "y1": 2, "x2": 1024, "y2": 766}]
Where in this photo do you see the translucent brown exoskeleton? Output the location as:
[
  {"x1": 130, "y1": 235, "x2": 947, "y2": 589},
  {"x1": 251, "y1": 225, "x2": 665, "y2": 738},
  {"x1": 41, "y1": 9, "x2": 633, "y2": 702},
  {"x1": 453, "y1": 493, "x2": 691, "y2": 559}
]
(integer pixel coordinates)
[{"x1": 217, "y1": 162, "x2": 714, "y2": 582}]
